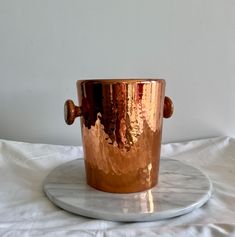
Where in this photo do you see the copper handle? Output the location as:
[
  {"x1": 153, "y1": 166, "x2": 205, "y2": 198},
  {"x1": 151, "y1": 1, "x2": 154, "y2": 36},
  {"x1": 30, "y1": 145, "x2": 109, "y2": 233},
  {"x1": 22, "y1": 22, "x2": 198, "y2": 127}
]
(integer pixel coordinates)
[
  {"x1": 163, "y1": 96, "x2": 174, "y2": 118},
  {"x1": 64, "y1": 99, "x2": 82, "y2": 125}
]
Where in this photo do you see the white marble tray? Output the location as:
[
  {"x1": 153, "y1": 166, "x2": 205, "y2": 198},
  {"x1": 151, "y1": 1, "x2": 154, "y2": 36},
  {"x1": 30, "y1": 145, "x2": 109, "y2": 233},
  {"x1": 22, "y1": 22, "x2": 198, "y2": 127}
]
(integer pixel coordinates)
[{"x1": 43, "y1": 159, "x2": 212, "y2": 222}]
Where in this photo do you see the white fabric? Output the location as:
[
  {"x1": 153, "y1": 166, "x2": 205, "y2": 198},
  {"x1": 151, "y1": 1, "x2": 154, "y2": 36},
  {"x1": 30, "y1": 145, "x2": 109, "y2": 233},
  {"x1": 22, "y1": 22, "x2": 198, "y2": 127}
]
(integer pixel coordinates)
[{"x1": 0, "y1": 137, "x2": 235, "y2": 237}]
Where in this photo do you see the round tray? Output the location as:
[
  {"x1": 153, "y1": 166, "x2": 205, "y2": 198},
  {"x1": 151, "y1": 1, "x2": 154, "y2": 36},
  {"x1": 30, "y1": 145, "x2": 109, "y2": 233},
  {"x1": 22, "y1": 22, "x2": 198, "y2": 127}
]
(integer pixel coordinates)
[{"x1": 43, "y1": 158, "x2": 212, "y2": 222}]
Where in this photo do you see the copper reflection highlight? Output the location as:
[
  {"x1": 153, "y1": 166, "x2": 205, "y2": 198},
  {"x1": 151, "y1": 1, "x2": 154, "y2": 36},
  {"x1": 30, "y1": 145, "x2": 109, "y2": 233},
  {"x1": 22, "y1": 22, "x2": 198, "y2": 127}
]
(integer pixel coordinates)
[{"x1": 77, "y1": 80, "x2": 166, "y2": 193}]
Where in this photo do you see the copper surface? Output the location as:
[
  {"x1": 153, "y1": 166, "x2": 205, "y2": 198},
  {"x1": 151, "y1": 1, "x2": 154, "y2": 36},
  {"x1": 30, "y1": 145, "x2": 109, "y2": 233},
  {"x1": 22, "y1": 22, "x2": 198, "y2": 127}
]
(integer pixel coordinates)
[
  {"x1": 75, "y1": 79, "x2": 167, "y2": 193},
  {"x1": 163, "y1": 96, "x2": 174, "y2": 118},
  {"x1": 64, "y1": 100, "x2": 82, "y2": 125}
]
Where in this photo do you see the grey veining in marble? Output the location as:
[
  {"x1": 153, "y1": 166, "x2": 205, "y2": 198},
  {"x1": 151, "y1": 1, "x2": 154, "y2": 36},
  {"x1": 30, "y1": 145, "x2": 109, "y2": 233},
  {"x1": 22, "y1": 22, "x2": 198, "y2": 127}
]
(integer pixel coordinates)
[{"x1": 43, "y1": 159, "x2": 212, "y2": 222}]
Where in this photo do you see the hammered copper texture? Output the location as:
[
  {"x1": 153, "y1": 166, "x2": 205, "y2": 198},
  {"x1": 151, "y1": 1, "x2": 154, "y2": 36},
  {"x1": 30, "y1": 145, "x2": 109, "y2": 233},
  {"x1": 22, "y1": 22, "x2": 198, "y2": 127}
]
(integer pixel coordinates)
[{"x1": 77, "y1": 79, "x2": 166, "y2": 193}]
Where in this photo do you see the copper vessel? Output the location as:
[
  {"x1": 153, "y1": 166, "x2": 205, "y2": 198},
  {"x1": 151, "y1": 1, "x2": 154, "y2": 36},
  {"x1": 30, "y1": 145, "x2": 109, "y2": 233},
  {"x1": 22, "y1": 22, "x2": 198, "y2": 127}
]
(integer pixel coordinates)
[{"x1": 64, "y1": 79, "x2": 173, "y2": 193}]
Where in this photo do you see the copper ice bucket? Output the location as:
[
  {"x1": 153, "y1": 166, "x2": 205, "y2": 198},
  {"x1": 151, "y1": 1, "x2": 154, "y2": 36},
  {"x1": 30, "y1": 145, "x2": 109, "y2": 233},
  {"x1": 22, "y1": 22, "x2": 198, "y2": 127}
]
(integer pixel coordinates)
[{"x1": 64, "y1": 79, "x2": 173, "y2": 193}]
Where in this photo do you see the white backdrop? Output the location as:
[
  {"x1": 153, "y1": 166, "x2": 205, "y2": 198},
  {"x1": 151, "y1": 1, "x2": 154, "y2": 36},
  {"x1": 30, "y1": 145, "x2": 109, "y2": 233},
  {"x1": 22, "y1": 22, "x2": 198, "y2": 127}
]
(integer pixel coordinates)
[{"x1": 0, "y1": 0, "x2": 234, "y2": 145}]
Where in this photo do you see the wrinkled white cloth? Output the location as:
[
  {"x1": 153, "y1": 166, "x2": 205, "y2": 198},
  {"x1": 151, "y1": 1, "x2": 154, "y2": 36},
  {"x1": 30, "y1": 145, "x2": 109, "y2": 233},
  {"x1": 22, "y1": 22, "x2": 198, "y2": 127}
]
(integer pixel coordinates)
[{"x1": 0, "y1": 137, "x2": 235, "y2": 237}]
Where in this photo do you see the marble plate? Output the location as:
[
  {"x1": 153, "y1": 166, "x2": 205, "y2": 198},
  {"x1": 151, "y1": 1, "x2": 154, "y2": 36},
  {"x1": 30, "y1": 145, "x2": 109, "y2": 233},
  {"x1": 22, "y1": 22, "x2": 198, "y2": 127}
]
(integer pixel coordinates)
[{"x1": 43, "y1": 159, "x2": 212, "y2": 222}]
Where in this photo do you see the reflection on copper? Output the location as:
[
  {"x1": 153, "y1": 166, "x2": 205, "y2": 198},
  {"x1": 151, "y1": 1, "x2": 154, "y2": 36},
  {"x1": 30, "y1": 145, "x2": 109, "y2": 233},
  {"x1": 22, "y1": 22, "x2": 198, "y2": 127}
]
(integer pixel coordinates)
[{"x1": 77, "y1": 79, "x2": 166, "y2": 193}]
